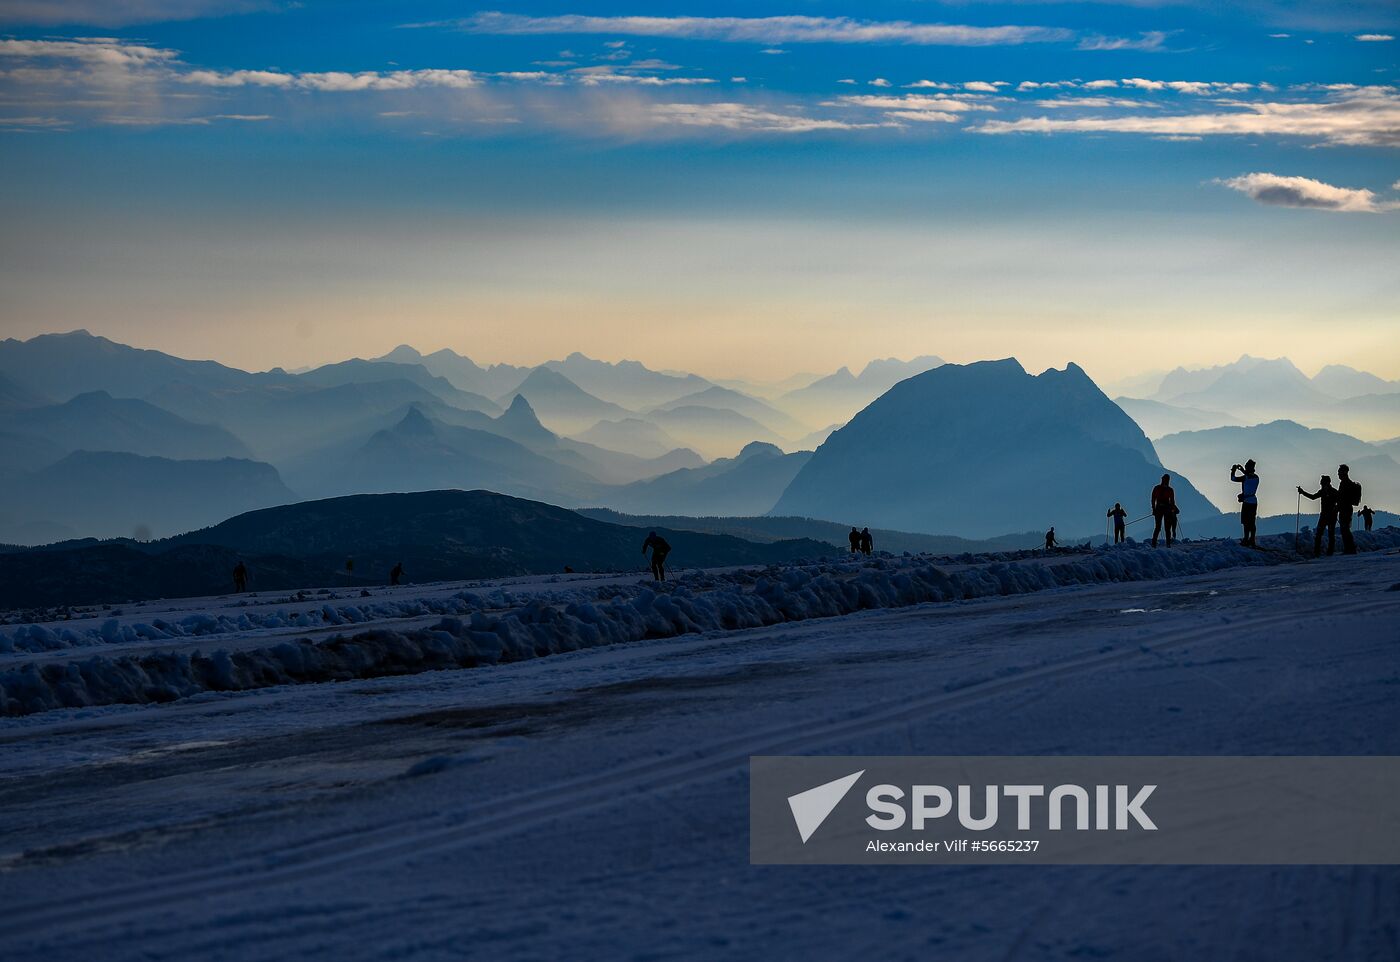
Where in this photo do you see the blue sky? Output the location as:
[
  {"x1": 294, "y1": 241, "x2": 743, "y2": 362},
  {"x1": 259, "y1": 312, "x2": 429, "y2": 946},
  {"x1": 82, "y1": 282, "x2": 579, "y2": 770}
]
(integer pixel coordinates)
[{"x1": 1, "y1": 0, "x2": 1397, "y2": 382}]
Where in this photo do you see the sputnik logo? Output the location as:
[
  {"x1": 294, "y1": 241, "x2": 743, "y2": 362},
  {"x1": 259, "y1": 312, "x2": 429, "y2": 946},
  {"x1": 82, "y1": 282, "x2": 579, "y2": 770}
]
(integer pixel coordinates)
[{"x1": 787, "y1": 770, "x2": 864, "y2": 843}]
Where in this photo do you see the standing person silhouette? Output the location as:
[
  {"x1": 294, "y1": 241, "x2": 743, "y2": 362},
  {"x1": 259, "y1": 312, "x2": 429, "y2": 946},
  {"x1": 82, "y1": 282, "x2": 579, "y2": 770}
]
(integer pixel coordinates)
[
  {"x1": 1044, "y1": 527, "x2": 1057, "y2": 550},
  {"x1": 1230, "y1": 460, "x2": 1260, "y2": 547},
  {"x1": 1107, "y1": 503, "x2": 1127, "y2": 544},
  {"x1": 232, "y1": 561, "x2": 248, "y2": 593},
  {"x1": 1297, "y1": 475, "x2": 1338, "y2": 557},
  {"x1": 390, "y1": 561, "x2": 404, "y2": 586},
  {"x1": 1150, "y1": 474, "x2": 1176, "y2": 548},
  {"x1": 859, "y1": 527, "x2": 873, "y2": 556},
  {"x1": 1359, "y1": 504, "x2": 1375, "y2": 532},
  {"x1": 642, "y1": 531, "x2": 672, "y2": 581},
  {"x1": 848, "y1": 527, "x2": 861, "y2": 554},
  {"x1": 1336, "y1": 464, "x2": 1361, "y2": 555}
]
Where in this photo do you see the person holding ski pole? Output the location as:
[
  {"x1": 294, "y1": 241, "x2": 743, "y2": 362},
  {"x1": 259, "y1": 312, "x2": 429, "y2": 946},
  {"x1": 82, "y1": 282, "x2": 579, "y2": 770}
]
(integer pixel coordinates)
[
  {"x1": 1230, "y1": 460, "x2": 1260, "y2": 547},
  {"x1": 1107, "y1": 503, "x2": 1127, "y2": 544},
  {"x1": 1150, "y1": 474, "x2": 1176, "y2": 548},
  {"x1": 1360, "y1": 504, "x2": 1375, "y2": 532},
  {"x1": 1298, "y1": 475, "x2": 1338, "y2": 557}
]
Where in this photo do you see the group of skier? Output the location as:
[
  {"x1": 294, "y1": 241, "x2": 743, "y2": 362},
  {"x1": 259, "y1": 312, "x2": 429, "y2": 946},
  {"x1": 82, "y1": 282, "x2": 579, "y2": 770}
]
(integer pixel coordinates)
[
  {"x1": 1095, "y1": 458, "x2": 1375, "y2": 557},
  {"x1": 1296, "y1": 465, "x2": 1371, "y2": 556}
]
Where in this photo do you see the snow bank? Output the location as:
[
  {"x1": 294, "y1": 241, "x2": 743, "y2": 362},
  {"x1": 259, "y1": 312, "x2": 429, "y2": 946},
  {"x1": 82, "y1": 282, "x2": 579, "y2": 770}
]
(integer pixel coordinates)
[{"x1": 4, "y1": 530, "x2": 1398, "y2": 716}]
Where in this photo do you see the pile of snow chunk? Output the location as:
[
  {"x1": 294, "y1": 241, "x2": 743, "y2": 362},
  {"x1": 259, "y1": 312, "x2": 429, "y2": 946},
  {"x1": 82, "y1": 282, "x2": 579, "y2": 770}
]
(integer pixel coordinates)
[{"x1": 4, "y1": 529, "x2": 1398, "y2": 716}]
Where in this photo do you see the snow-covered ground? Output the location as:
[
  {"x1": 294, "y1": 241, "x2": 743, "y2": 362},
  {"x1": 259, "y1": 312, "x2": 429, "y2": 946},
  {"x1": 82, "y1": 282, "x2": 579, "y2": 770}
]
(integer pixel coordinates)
[{"x1": 1, "y1": 535, "x2": 1399, "y2": 960}]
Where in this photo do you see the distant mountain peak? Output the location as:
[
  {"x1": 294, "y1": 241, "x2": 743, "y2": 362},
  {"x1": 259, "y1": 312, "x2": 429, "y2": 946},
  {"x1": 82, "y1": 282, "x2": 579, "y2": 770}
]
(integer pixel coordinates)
[
  {"x1": 736, "y1": 440, "x2": 783, "y2": 461},
  {"x1": 394, "y1": 405, "x2": 437, "y2": 438}
]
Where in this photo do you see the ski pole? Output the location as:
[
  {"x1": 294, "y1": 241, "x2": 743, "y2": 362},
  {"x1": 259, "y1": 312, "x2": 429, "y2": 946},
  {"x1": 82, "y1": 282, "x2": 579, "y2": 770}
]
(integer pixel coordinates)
[{"x1": 1295, "y1": 489, "x2": 1301, "y2": 554}]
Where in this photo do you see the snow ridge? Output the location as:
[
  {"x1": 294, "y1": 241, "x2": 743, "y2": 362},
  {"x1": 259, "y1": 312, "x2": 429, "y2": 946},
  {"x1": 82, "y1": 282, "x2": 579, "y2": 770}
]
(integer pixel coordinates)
[{"x1": 3, "y1": 531, "x2": 1397, "y2": 716}]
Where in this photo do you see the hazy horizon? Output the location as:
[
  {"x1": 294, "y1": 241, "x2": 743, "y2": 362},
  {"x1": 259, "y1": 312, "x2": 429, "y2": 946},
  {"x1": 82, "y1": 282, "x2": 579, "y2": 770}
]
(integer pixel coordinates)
[{"x1": 8, "y1": 326, "x2": 1400, "y2": 393}]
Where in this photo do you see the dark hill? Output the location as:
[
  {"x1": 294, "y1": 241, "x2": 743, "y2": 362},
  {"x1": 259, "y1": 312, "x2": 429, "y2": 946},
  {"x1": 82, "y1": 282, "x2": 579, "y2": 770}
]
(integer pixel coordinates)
[{"x1": 0, "y1": 491, "x2": 833, "y2": 608}]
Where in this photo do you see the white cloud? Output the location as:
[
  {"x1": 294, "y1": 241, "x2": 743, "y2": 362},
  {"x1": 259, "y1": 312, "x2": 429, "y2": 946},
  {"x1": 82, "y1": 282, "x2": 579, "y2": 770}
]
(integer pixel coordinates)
[
  {"x1": 649, "y1": 102, "x2": 883, "y2": 133},
  {"x1": 1034, "y1": 97, "x2": 1148, "y2": 109},
  {"x1": 437, "y1": 12, "x2": 1074, "y2": 47},
  {"x1": 1077, "y1": 31, "x2": 1169, "y2": 51},
  {"x1": 1122, "y1": 77, "x2": 1166, "y2": 91},
  {"x1": 906, "y1": 80, "x2": 954, "y2": 89},
  {"x1": 1083, "y1": 79, "x2": 1118, "y2": 89},
  {"x1": 1269, "y1": 33, "x2": 1290, "y2": 39},
  {"x1": 0, "y1": 37, "x2": 177, "y2": 66},
  {"x1": 0, "y1": 113, "x2": 69, "y2": 130},
  {"x1": 869, "y1": 77, "x2": 891, "y2": 87},
  {"x1": 884, "y1": 110, "x2": 959, "y2": 123},
  {"x1": 1219, "y1": 172, "x2": 1399, "y2": 212},
  {"x1": 837, "y1": 78, "x2": 857, "y2": 85},
  {"x1": 833, "y1": 94, "x2": 997, "y2": 113},
  {"x1": 1355, "y1": 34, "x2": 1394, "y2": 42},
  {"x1": 973, "y1": 89, "x2": 1400, "y2": 147},
  {"x1": 963, "y1": 81, "x2": 1006, "y2": 92}
]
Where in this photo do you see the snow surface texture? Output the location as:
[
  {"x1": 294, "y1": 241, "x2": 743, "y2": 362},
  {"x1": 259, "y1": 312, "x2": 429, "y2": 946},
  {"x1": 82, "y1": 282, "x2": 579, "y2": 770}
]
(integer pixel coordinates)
[
  {"x1": 5, "y1": 529, "x2": 1397, "y2": 716},
  {"x1": 2, "y1": 540, "x2": 1399, "y2": 960}
]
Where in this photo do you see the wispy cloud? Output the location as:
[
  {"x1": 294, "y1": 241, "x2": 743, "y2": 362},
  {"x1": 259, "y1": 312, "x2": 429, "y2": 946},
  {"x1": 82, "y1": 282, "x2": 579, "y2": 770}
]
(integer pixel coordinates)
[
  {"x1": 1355, "y1": 34, "x2": 1394, "y2": 42},
  {"x1": 974, "y1": 88, "x2": 1400, "y2": 147},
  {"x1": 429, "y1": 12, "x2": 1075, "y2": 47},
  {"x1": 648, "y1": 102, "x2": 886, "y2": 133},
  {"x1": 1218, "y1": 172, "x2": 1399, "y2": 212},
  {"x1": 1077, "y1": 31, "x2": 1170, "y2": 51}
]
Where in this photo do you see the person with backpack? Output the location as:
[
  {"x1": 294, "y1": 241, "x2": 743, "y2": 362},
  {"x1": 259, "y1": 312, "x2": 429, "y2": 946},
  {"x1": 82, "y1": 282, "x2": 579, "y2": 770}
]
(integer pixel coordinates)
[
  {"x1": 1150, "y1": 474, "x2": 1176, "y2": 548},
  {"x1": 1359, "y1": 504, "x2": 1375, "y2": 532},
  {"x1": 1044, "y1": 527, "x2": 1057, "y2": 551},
  {"x1": 1230, "y1": 460, "x2": 1260, "y2": 547},
  {"x1": 1297, "y1": 475, "x2": 1339, "y2": 557},
  {"x1": 859, "y1": 527, "x2": 873, "y2": 556},
  {"x1": 1107, "y1": 503, "x2": 1127, "y2": 544},
  {"x1": 642, "y1": 531, "x2": 672, "y2": 581},
  {"x1": 848, "y1": 527, "x2": 861, "y2": 554},
  {"x1": 1336, "y1": 464, "x2": 1361, "y2": 555}
]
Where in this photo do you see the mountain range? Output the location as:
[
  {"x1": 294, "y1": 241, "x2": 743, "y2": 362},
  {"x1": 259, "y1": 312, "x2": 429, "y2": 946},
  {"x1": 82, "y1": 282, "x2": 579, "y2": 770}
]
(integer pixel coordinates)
[
  {"x1": 1154, "y1": 420, "x2": 1400, "y2": 518},
  {"x1": 0, "y1": 331, "x2": 1394, "y2": 549},
  {"x1": 1121, "y1": 356, "x2": 1400, "y2": 442}
]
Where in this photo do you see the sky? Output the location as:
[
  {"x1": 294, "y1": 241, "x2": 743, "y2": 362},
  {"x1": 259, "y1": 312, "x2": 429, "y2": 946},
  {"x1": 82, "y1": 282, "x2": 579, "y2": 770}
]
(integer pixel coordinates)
[{"x1": 0, "y1": 0, "x2": 1398, "y2": 385}]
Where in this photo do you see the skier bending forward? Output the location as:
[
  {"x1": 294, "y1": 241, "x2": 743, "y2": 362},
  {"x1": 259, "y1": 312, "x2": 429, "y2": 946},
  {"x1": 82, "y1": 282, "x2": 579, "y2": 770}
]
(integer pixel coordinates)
[{"x1": 642, "y1": 531, "x2": 672, "y2": 582}]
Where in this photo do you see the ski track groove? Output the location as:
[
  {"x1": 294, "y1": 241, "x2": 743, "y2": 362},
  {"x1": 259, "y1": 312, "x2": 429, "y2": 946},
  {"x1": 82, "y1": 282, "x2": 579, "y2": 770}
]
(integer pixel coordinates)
[{"x1": 4, "y1": 590, "x2": 1394, "y2": 944}]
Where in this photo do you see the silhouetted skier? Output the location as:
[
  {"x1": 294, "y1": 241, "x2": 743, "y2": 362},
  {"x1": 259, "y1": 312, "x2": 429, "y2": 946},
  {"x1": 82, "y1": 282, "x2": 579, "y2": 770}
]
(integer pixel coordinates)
[
  {"x1": 1150, "y1": 474, "x2": 1176, "y2": 547},
  {"x1": 1360, "y1": 504, "x2": 1375, "y2": 532},
  {"x1": 859, "y1": 527, "x2": 873, "y2": 556},
  {"x1": 1167, "y1": 503, "x2": 1181, "y2": 542},
  {"x1": 1107, "y1": 503, "x2": 1127, "y2": 544},
  {"x1": 1045, "y1": 527, "x2": 1057, "y2": 550},
  {"x1": 390, "y1": 561, "x2": 404, "y2": 586},
  {"x1": 848, "y1": 527, "x2": 861, "y2": 554},
  {"x1": 232, "y1": 561, "x2": 248, "y2": 593},
  {"x1": 1230, "y1": 460, "x2": 1260, "y2": 547},
  {"x1": 1298, "y1": 476, "x2": 1338, "y2": 557},
  {"x1": 642, "y1": 531, "x2": 672, "y2": 581},
  {"x1": 1336, "y1": 464, "x2": 1361, "y2": 555}
]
